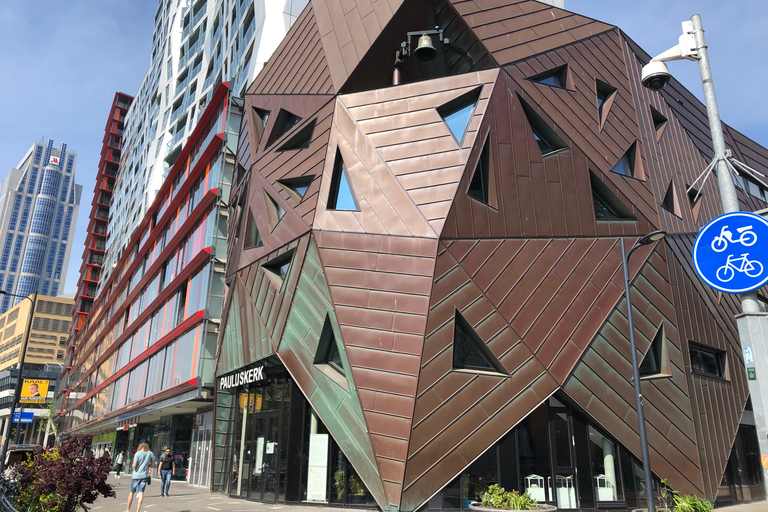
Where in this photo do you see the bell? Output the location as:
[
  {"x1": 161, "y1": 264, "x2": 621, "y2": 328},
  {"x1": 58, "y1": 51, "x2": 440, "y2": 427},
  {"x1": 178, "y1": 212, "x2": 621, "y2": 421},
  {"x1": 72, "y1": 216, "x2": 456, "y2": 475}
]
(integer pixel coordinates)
[{"x1": 413, "y1": 33, "x2": 437, "y2": 61}]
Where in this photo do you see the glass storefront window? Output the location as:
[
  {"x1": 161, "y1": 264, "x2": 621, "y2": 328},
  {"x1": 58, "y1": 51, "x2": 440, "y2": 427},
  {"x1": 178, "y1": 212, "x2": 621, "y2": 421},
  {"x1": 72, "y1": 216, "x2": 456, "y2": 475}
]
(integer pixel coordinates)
[
  {"x1": 588, "y1": 426, "x2": 623, "y2": 502},
  {"x1": 518, "y1": 405, "x2": 553, "y2": 502}
]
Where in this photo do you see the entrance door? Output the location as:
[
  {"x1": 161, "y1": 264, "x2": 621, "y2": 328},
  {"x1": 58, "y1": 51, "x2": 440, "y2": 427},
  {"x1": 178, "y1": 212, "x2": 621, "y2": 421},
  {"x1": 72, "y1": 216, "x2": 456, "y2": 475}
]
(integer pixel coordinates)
[
  {"x1": 549, "y1": 399, "x2": 578, "y2": 509},
  {"x1": 248, "y1": 412, "x2": 281, "y2": 502}
]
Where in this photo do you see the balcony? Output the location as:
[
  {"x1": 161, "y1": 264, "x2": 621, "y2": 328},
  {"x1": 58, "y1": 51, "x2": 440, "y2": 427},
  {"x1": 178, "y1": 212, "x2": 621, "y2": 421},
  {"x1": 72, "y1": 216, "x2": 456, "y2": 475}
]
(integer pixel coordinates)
[
  {"x1": 191, "y1": 7, "x2": 206, "y2": 29},
  {"x1": 172, "y1": 126, "x2": 186, "y2": 148}
]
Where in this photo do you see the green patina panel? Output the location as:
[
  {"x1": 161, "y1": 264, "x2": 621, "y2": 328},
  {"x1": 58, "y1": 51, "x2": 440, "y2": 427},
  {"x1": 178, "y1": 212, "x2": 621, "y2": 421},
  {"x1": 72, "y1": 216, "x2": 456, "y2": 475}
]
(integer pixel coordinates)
[{"x1": 276, "y1": 240, "x2": 388, "y2": 509}]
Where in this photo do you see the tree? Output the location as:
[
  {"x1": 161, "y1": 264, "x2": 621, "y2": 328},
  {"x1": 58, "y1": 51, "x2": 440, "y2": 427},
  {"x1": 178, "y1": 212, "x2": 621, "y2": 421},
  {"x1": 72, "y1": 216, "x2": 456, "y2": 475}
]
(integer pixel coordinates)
[{"x1": 12, "y1": 434, "x2": 115, "y2": 512}]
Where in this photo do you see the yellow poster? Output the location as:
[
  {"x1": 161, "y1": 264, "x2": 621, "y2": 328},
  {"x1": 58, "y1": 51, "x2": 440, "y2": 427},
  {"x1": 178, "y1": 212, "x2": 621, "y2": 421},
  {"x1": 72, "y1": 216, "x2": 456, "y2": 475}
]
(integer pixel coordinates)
[{"x1": 20, "y1": 379, "x2": 49, "y2": 404}]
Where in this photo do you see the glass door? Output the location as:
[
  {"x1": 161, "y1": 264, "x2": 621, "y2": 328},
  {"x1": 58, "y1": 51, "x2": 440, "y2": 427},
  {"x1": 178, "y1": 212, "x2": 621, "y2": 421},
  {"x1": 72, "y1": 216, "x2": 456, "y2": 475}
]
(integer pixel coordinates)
[
  {"x1": 549, "y1": 398, "x2": 578, "y2": 509},
  {"x1": 248, "y1": 412, "x2": 281, "y2": 503}
]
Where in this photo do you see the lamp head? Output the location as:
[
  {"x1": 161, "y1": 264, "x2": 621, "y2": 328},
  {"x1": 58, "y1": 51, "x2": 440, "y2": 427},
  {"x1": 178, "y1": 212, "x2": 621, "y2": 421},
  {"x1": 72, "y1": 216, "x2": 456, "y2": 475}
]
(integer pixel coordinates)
[
  {"x1": 413, "y1": 33, "x2": 437, "y2": 61},
  {"x1": 638, "y1": 230, "x2": 667, "y2": 246}
]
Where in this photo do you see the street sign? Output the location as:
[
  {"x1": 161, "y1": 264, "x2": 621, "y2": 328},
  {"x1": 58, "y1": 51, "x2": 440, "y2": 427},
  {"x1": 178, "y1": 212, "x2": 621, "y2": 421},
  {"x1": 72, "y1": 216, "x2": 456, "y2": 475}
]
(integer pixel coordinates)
[
  {"x1": 12, "y1": 412, "x2": 34, "y2": 424},
  {"x1": 748, "y1": 368, "x2": 757, "y2": 381},
  {"x1": 693, "y1": 211, "x2": 768, "y2": 293},
  {"x1": 744, "y1": 346, "x2": 755, "y2": 364}
]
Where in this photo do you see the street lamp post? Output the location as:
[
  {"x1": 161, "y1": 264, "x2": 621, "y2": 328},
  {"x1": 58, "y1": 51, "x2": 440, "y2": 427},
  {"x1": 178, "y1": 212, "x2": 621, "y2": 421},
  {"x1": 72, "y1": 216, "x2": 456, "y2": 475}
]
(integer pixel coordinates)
[
  {"x1": 621, "y1": 230, "x2": 666, "y2": 512},
  {"x1": 642, "y1": 14, "x2": 768, "y2": 497},
  {"x1": 0, "y1": 291, "x2": 37, "y2": 473}
]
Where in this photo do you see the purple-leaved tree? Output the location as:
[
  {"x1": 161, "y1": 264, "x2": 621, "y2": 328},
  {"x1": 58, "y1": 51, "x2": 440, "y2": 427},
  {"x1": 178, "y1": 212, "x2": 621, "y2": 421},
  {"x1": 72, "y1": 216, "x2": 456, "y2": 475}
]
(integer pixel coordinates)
[{"x1": 12, "y1": 434, "x2": 115, "y2": 512}]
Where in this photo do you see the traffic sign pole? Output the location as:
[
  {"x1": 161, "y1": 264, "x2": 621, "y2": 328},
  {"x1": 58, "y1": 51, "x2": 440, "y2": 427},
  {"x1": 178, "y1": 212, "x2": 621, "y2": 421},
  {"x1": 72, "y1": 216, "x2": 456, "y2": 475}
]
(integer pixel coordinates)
[{"x1": 692, "y1": 14, "x2": 768, "y2": 494}]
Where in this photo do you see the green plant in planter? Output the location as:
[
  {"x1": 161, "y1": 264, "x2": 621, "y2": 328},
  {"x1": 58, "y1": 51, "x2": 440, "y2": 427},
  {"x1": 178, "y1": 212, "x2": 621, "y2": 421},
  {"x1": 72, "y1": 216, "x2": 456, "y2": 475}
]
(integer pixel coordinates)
[
  {"x1": 333, "y1": 470, "x2": 345, "y2": 500},
  {"x1": 480, "y1": 484, "x2": 538, "y2": 510},
  {"x1": 672, "y1": 493, "x2": 713, "y2": 512},
  {"x1": 481, "y1": 484, "x2": 508, "y2": 509}
]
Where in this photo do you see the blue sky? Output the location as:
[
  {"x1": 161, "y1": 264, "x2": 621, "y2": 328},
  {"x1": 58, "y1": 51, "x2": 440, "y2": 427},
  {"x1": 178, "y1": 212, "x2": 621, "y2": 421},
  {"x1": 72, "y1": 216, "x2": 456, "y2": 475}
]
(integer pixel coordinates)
[{"x1": 0, "y1": 0, "x2": 766, "y2": 295}]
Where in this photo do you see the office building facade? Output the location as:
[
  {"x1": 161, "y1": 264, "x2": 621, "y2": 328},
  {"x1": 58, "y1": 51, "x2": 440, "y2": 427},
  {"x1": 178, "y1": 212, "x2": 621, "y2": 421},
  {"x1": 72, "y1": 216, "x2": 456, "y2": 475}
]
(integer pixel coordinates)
[
  {"x1": 211, "y1": 1, "x2": 767, "y2": 511},
  {"x1": 0, "y1": 295, "x2": 72, "y2": 445},
  {"x1": 0, "y1": 140, "x2": 81, "y2": 312},
  {"x1": 59, "y1": 83, "x2": 241, "y2": 489}
]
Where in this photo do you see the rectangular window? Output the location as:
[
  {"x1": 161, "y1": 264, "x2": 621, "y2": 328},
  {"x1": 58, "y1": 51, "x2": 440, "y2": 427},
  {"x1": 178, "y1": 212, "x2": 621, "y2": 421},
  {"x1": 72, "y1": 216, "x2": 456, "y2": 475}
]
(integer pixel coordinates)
[{"x1": 690, "y1": 343, "x2": 726, "y2": 378}]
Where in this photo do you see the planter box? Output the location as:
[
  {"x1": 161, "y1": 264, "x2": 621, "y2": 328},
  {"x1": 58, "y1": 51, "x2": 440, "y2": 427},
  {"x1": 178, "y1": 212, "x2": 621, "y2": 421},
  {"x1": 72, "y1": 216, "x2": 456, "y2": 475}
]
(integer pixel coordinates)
[{"x1": 468, "y1": 502, "x2": 557, "y2": 512}]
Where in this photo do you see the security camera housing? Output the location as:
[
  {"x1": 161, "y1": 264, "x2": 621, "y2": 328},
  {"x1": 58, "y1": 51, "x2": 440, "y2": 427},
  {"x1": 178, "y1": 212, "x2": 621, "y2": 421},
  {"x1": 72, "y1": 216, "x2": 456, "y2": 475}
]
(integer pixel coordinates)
[{"x1": 641, "y1": 61, "x2": 672, "y2": 91}]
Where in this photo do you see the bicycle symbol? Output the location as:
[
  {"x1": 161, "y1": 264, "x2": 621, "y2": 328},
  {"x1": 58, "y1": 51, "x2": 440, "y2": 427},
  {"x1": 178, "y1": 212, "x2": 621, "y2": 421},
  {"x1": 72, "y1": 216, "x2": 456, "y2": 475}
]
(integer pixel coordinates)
[
  {"x1": 716, "y1": 253, "x2": 764, "y2": 282},
  {"x1": 711, "y1": 225, "x2": 757, "y2": 252}
]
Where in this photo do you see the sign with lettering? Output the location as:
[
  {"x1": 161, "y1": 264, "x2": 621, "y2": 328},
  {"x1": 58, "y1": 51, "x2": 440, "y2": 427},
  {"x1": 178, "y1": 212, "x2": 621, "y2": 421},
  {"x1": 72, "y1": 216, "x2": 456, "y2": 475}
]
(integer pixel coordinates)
[{"x1": 218, "y1": 365, "x2": 265, "y2": 390}]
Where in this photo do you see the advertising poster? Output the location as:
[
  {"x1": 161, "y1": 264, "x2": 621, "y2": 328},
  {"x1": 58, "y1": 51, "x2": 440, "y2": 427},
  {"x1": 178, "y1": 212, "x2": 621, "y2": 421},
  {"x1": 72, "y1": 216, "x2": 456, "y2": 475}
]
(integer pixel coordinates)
[
  {"x1": 307, "y1": 434, "x2": 329, "y2": 502},
  {"x1": 20, "y1": 379, "x2": 49, "y2": 404}
]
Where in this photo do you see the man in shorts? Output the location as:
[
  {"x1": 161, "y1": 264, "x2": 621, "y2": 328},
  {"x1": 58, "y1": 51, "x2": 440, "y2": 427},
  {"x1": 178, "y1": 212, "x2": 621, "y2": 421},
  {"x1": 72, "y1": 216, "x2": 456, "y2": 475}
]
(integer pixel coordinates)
[{"x1": 125, "y1": 443, "x2": 155, "y2": 512}]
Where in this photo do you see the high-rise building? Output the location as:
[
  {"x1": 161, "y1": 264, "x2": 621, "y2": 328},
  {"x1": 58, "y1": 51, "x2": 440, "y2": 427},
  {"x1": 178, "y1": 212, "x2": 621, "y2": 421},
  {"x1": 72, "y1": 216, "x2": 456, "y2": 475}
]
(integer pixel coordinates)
[
  {"x1": 0, "y1": 140, "x2": 81, "y2": 312},
  {"x1": 69, "y1": 93, "x2": 132, "y2": 342},
  {"x1": 100, "y1": 0, "x2": 308, "y2": 291},
  {"x1": 59, "y1": 83, "x2": 241, "y2": 488}
]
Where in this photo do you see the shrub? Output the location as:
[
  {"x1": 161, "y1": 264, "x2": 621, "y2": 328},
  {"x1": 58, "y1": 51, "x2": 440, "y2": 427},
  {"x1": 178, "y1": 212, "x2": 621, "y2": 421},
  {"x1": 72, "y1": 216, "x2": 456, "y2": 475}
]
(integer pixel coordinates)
[
  {"x1": 12, "y1": 434, "x2": 115, "y2": 512},
  {"x1": 480, "y1": 484, "x2": 538, "y2": 510},
  {"x1": 672, "y1": 493, "x2": 713, "y2": 512}
]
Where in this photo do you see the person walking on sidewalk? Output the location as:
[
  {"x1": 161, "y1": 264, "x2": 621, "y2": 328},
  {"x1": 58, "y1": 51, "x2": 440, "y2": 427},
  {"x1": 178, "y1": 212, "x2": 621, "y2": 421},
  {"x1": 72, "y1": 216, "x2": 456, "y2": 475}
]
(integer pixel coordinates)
[
  {"x1": 115, "y1": 450, "x2": 125, "y2": 479},
  {"x1": 158, "y1": 447, "x2": 175, "y2": 497},
  {"x1": 125, "y1": 443, "x2": 155, "y2": 512}
]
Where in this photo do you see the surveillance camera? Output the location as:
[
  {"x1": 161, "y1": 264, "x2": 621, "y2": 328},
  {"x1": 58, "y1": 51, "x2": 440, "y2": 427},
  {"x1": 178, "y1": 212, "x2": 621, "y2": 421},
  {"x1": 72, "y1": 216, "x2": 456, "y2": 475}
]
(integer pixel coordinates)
[{"x1": 641, "y1": 61, "x2": 671, "y2": 91}]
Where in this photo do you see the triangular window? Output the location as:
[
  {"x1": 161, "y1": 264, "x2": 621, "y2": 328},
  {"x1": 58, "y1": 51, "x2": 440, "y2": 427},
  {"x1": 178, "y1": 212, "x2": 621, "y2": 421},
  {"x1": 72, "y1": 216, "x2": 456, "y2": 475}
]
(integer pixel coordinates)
[
  {"x1": 687, "y1": 184, "x2": 703, "y2": 223},
  {"x1": 595, "y1": 79, "x2": 618, "y2": 130},
  {"x1": 251, "y1": 107, "x2": 270, "y2": 145},
  {"x1": 328, "y1": 151, "x2": 358, "y2": 211},
  {"x1": 244, "y1": 209, "x2": 263, "y2": 249},
  {"x1": 437, "y1": 87, "x2": 481, "y2": 144},
  {"x1": 277, "y1": 119, "x2": 316, "y2": 151},
  {"x1": 278, "y1": 175, "x2": 314, "y2": 203},
  {"x1": 610, "y1": 142, "x2": 643, "y2": 179},
  {"x1": 639, "y1": 325, "x2": 671, "y2": 379},
  {"x1": 265, "y1": 192, "x2": 285, "y2": 230},
  {"x1": 314, "y1": 316, "x2": 344, "y2": 375},
  {"x1": 518, "y1": 94, "x2": 568, "y2": 158},
  {"x1": 650, "y1": 106, "x2": 668, "y2": 141},
  {"x1": 265, "y1": 108, "x2": 302, "y2": 148},
  {"x1": 452, "y1": 310, "x2": 507, "y2": 374},
  {"x1": 262, "y1": 250, "x2": 294, "y2": 289},
  {"x1": 661, "y1": 181, "x2": 682, "y2": 218},
  {"x1": 590, "y1": 171, "x2": 635, "y2": 221},
  {"x1": 314, "y1": 315, "x2": 348, "y2": 390},
  {"x1": 528, "y1": 65, "x2": 570, "y2": 89},
  {"x1": 467, "y1": 135, "x2": 496, "y2": 208}
]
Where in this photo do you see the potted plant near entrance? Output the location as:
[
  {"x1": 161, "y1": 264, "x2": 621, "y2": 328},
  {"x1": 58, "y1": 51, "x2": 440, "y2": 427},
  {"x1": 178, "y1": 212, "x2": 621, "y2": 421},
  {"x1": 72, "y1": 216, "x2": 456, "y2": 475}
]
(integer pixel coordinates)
[{"x1": 469, "y1": 484, "x2": 557, "y2": 512}]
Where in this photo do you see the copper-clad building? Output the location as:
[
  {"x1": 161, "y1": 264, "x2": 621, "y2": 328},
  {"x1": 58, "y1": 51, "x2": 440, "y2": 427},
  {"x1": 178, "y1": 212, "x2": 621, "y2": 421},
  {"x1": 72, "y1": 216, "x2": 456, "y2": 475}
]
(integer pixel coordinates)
[{"x1": 212, "y1": 1, "x2": 767, "y2": 510}]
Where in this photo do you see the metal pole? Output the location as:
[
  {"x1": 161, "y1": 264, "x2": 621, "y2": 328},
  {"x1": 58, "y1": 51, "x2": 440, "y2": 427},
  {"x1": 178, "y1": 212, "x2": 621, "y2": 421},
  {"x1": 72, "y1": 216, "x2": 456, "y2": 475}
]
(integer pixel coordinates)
[
  {"x1": 0, "y1": 292, "x2": 37, "y2": 472},
  {"x1": 690, "y1": 14, "x2": 761, "y2": 315},
  {"x1": 622, "y1": 239, "x2": 656, "y2": 512}
]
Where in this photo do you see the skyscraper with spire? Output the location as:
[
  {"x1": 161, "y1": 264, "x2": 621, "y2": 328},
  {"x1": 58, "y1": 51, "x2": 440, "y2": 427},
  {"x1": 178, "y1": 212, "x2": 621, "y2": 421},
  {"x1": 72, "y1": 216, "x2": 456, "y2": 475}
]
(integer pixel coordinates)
[{"x1": 0, "y1": 139, "x2": 81, "y2": 312}]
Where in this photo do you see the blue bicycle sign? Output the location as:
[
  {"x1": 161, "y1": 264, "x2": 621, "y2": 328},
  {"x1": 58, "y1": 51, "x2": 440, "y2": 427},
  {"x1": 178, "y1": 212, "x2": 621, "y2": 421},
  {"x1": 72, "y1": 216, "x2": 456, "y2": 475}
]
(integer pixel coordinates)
[{"x1": 694, "y1": 211, "x2": 768, "y2": 293}]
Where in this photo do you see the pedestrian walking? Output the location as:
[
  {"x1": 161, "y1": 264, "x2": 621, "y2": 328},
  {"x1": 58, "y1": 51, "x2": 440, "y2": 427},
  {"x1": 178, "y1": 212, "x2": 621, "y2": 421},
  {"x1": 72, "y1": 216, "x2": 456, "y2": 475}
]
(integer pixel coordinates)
[
  {"x1": 157, "y1": 447, "x2": 175, "y2": 497},
  {"x1": 124, "y1": 443, "x2": 155, "y2": 512},
  {"x1": 115, "y1": 450, "x2": 125, "y2": 478}
]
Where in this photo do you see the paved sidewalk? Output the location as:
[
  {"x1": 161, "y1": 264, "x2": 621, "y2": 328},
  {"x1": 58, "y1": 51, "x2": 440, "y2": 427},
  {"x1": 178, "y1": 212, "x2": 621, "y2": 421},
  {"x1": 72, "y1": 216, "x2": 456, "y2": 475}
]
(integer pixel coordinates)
[
  {"x1": 715, "y1": 501, "x2": 768, "y2": 512},
  {"x1": 92, "y1": 475, "x2": 351, "y2": 512}
]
